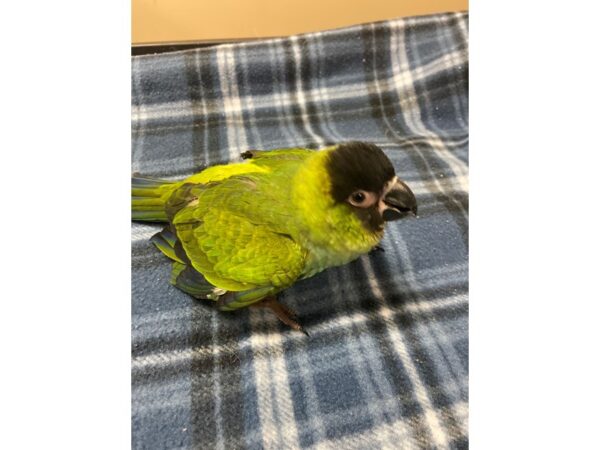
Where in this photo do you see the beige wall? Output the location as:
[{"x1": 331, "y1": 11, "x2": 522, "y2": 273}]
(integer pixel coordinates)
[{"x1": 132, "y1": 0, "x2": 468, "y2": 46}]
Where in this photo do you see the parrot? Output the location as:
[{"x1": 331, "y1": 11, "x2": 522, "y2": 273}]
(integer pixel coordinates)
[{"x1": 131, "y1": 141, "x2": 417, "y2": 333}]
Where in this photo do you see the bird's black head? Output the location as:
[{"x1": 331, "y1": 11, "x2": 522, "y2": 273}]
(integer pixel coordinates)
[{"x1": 326, "y1": 142, "x2": 418, "y2": 232}]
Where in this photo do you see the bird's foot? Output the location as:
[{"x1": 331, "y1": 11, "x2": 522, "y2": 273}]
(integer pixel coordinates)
[
  {"x1": 254, "y1": 297, "x2": 309, "y2": 336},
  {"x1": 370, "y1": 244, "x2": 385, "y2": 254}
]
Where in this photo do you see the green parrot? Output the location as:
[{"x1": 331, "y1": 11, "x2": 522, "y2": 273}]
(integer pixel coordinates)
[{"x1": 132, "y1": 141, "x2": 417, "y2": 333}]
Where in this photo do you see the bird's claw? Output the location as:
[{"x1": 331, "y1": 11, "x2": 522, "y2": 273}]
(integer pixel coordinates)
[{"x1": 255, "y1": 297, "x2": 309, "y2": 336}]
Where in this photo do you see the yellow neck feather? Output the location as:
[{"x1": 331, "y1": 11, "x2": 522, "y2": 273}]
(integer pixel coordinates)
[{"x1": 291, "y1": 149, "x2": 382, "y2": 267}]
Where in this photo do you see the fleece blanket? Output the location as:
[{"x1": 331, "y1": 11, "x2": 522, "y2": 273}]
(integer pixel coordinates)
[{"x1": 132, "y1": 11, "x2": 468, "y2": 449}]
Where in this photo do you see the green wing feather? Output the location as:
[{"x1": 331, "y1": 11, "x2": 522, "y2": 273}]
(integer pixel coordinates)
[
  {"x1": 150, "y1": 228, "x2": 277, "y2": 307},
  {"x1": 173, "y1": 186, "x2": 306, "y2": 288},
  {"x1": 150, "y1": 228, "x2": 184, "y2": 263},
  {"x1": 166, "y1": 160, "x2": 309, "y2": 309}
]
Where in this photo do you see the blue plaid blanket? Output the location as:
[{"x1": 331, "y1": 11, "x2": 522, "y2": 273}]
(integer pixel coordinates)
[{"x1": 132, "y1": 11, "x2": 468, "y2": 449}]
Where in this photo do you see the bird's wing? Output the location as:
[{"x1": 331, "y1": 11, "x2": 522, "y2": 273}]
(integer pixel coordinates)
[{"x1": 168, "y1": 175, "x2": 307, "y2": 306}]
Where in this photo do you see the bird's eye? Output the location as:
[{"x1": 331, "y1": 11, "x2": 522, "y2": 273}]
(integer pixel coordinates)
[
  {"x1": 347, "y1": 190, "x2": 377, "y2": 208},
  {"x1": 352, "y1": 192, "x2": 365, "y2": 203}
]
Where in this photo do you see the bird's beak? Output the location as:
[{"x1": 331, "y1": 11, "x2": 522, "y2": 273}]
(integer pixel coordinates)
[{"x1": 380, "y1": 178, "x2": 418, "y2": 222}]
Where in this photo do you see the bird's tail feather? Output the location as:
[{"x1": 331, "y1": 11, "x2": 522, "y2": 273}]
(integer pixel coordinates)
[{"x1": 131, "y1": 175, "x2": 176, "y2": 222}]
